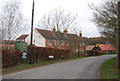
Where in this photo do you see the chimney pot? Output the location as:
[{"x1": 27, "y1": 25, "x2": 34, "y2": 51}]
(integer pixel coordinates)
[
  {"x1": 52, "y1": 28, "x2": 56, "y2": 37},
  {"x1": 64, "y1": 29, "x2": 68, "y2": 37},
  {"x1": 79, "y1": 32, "x2": 82, "y2": 37}
]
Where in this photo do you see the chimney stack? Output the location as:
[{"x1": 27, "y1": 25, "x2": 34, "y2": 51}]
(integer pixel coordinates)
[
  {"x1": 52, "y1": 27, "x2": 56, "y2": 37},
  {"x1": 64, "y1": 29, "x2": 68, "y2": 37},
  {"x1": 79, "y1": 32, "x2": 82, "y2": 37}
]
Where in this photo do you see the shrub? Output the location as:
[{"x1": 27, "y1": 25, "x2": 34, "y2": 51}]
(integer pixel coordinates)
[
  {"x1": 87, "y1": 50, "x2": 103, "y2": 56},
  {"x1": 27, "y1": 46, "x2": 71, "y2": 63},
  {"x1": 2, "y1": 49, "x2": 21, "y2": 67},
  {"x1": 2, "y1": 46, "x2": 71, "y2": 66}
]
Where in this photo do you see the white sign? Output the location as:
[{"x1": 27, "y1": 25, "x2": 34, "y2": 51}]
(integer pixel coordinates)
[
  {"x1": 49, "y1": 55, "x2": 54, "y2": 58},
  {"x1": 61, "y1": 55, "x2": 64, "y2": 58}
]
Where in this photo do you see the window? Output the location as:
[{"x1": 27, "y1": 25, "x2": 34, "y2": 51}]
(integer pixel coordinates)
[
  {"x1": 48, "y1": 40, "x2": 52, "y2": 45},
  {"x1": 53, "y1": 40, "x2": 57, "y2": 45},
  {"x1": 83, "y1": 43, "x2": 85, "y2": 46},
  {"x1": 67, "y1": 43, "x2": 70, "y2": 46},
  {"x1": 34, "y1": 40, "x2": 35, "y2": 43},
  {"x1": 80, "y1": 43, "x2": 85, "y2": 46},
  {"x1": 76, "y1": 49, "x2": 78, "y2": 52},
  {"x1": 80, "y1": 43, "x2": 82, "y2": 46},
  {"x1": 61, "y1": 40, "x2": 64, "y2": 45}
]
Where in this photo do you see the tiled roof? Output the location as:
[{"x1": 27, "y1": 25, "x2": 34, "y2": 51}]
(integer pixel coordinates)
[
  {"x1": 86, "y1": 45, "x2": 94, "y2": 51},
  {"x1": 35, "y1": 28, "x2": 78, "y2": 40},
  {"x1": 2, "y1": 40, "x2": 17, "y2": 44},
  {"x1": 36, "y1": 28, "x2": 58, "y2": 40},
  {"x1": 97, "y1": 44, "x2": 116, "y2": 51},
  {"x1": 16, "y1": 34, "x2": 29, "y2": 40}
]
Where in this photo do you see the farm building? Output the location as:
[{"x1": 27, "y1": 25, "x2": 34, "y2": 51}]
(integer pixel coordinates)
[{"x1": 92, "y1": 44, "x2": 116, "y2": 54}]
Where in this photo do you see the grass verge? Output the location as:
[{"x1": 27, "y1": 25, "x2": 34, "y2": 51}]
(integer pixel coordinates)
[{"x1": 100, "y1": 57, "x2": 118, "y2": 79}]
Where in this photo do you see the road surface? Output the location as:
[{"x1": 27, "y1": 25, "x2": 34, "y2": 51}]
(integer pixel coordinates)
[{"x1": 3, "y1": 55, "x2": 116, "y2": 79}]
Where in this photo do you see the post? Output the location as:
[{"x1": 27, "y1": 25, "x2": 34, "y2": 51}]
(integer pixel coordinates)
[
  {"x1": 29, "y1": 0, "x2": 35, "y2": 64},
  {"x1": 117, "y1": 1, "x2": 120, "y2": 79},
  {"x1": 30, "y1": 0, "x2": 35, "y2": 45},
  {"x1": 78, "y1": 43, "x2": 80, "y2": 57}
]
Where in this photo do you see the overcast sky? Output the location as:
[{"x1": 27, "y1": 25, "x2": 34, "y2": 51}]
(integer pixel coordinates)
[{"x1": 0, "y1": 0, "x2": 104, "y2": 37}]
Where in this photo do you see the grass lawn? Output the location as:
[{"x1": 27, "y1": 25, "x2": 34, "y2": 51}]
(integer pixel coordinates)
[
  {"x1": 100, "y1": 57, "x2": 118, "y2": 79},
  {"x1": 3, "y1": 56, "x2": 88, "y2": 75}
]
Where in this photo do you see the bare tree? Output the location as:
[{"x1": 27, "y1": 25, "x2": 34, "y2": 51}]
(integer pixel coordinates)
[
  {"x1": 89, "y1": 0, "x2": 118, "y2": 45},
  {"x1": 38, "y1": 7, "x2": 78, "y2": 32},
  {"x1": 0, "y1": 0, "x2": 27, "y2": 41},
  {"x1": 0, "y1": 27, "x2": 1, "y2": 38}
]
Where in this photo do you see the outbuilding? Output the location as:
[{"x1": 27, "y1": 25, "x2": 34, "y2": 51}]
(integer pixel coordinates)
[{"x1": 92, "y1": 44, "x2": 116, "y2": 54}]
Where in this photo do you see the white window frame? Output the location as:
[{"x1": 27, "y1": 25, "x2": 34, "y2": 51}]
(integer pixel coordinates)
[
  {"x1": 48, "y1": 40, "x2": 52, "y2": 45},
  {"x1": 61, "y1": 40, "x2": 64, "y2": 45},
  {"x1": 53, "y1": 40, "x2": 57, "y2": 45}
]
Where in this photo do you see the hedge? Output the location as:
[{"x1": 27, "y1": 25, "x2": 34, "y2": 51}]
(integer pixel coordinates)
[
  {"x1": 87, "y1": 50, "x2": 103, "y2": 56},
  {"x1": 2, "y1": 49, "x2": 21, "y2": 67},
  {"x1": 27, "y1": 46, "x2": 71, "y2": 63},
  {"x1": 2, "y1": 46, "x2": 71, "y2": 66}
]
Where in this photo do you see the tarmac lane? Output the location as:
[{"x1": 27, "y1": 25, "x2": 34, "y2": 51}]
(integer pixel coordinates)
[{"x1": 2, "y1": 55, "x2": 116, "y2": 79}]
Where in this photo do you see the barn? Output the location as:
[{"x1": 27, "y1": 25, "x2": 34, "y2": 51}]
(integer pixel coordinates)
[{"x1": 92, "y1": 44, "x2": 116, "y2": 54}]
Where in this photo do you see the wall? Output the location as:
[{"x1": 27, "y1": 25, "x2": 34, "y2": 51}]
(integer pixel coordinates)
[
  {"x1": 46, "y1": 40, "x2": 70, "y2": 49},
  {"x1": 24, "y1": 29, "x2": 46, "y2": 47},
  {"x1": 33, "y1": 29, "x2": 46, "y2": 47},
  {"x1": 0, "y1": 44, "x2": 14, "y2": 49},
  {"x1": 25, "y1": 34, "x2": 30, "y2": 45},
  {"x1": 59, "y1": 41, "x2": 71, "y2": 50},
  {"x1": 79, "y1": 46, "x2": 86, "y2": 52}
]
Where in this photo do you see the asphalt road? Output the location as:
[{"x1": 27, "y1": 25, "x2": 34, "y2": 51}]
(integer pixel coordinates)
[{"x1": 3, "y1": 55, "x2": 116, "y2": 79}]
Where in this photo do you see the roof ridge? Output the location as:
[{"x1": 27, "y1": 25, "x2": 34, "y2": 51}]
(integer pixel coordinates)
[
  {"x1": 35, "y1": 28, "x2": 78, "y2": 36},
  {"x1": 22, "y1": 34, "x2": 29, "y2": 35},
  {"x1": 17, "y1": 34, "x2": 29, "y2": 40},
  {"x1": 35, "y1": 28, "x2": 52, "y2": 32}
]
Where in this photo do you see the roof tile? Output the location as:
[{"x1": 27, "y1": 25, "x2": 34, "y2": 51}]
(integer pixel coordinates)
[
  {"x1": 98, "y1": 44, "x2": 116, "y2": 51},
  {"x1": 35, "y1": 28, "x2": 78, "y2": 40},
  {"x1": 17, "y1": 34, "x2": 29, "y2": 40}
]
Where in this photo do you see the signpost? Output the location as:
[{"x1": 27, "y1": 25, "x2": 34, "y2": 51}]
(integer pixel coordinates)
[
  {"x1": 49, "y1": 55, "x2": 54, "y2": 61},
  {"x1": 49, "y1": 55, "x2": 54, "y2": 59},
  {"x1": 15, "y1": 41, "x2": 27, "y2": 51}
]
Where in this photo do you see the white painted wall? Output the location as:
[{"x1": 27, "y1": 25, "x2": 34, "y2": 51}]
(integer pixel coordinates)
[
  {"x1": 24, "y1": 29, "x2": 46, "y2": 47},
  {"x1": 33, "y1": 29, "x2": 46, "y2": 47}
]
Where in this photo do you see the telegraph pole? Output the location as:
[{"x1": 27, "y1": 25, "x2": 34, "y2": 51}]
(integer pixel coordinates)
[
  {"x1": 29, "y1": 0, "x2": 35, "y2": 64},
  {"x1": 30, "y1": 0, "x2": 35, "y2": 45},
  {"x1": 117, "y1": 1, "x2": 120, "y2": 78}
]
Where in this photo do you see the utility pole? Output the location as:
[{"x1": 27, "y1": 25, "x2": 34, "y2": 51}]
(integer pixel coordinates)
[
  {"x1": 117, "y1": 1, "x2": 120, "y2": 79},
  {"x1": 30, "y1": 0, "x2": 35, "y2": 45},
  {"x1": 29, "y1": 0, "x2": 35, "y2": 64}
]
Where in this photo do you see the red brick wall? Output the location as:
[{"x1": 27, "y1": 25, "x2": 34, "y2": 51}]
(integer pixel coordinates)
[
  {"x1": 0, "y1": 44, "x2": 15, "y2": 49},
  {"x1": 79, "y1": 46, "x2": 86, "y2": 52},
  {"x1": 45, "y1": 39, "x2": 86, "y2": 51},
  {"x1": 45, "y1": 40, "x2": 70, "y2": 50},
  {"x1": 59, "y1": 41, "x2": 71, "y2": 50}
]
